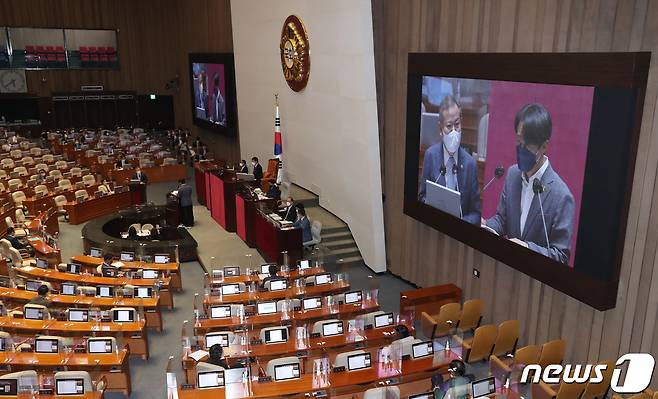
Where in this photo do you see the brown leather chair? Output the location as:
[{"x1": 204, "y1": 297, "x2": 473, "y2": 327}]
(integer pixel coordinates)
[
  {"x1": 458, "y1": 298, "x2": 483, "y2": 331},
  {"x1": 581, "y1": 360, "x2": 615, "y2": 399},
  {"x1": 491, "y1": 319, "x2": 519, "y2": 357},
  {"x1": 457, "y1": 324, "x2": 497, "y2": 362},
  {"x1": 260, "y1": 158, "x2": 279, "y2": 191}
]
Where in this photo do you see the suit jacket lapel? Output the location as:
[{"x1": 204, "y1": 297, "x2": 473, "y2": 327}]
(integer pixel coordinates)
[
  {"x1": 521, "y1": 165, "x2": 554, "y2": 242},
  {"x1": 509, "y1": 172, "x2": 523, "y2": 238}
]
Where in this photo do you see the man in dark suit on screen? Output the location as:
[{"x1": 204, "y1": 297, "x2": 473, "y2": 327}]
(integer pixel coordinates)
[
  {"x1": 484, "y1": 103, "x2": 575, "y2": 264},
  {"x1": 418, "y1": 95, "x2": 481, "y2": 225}
]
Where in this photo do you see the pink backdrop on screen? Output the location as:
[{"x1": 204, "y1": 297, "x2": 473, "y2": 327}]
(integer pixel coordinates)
[
  {"x1": 482, "y1": 81, "x2": 594, "y2": 267},
  {"x1": 205, "y1": 63, "x2": 226, "y2": 121}
]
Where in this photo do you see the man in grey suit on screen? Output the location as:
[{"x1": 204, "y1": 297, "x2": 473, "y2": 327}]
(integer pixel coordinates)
[
  {"x1": 418, "y1": 95, "x2": 481, "y2": 225},
  {"x1": 484, "y1": 103, "x2": 575, "y2": 264}
]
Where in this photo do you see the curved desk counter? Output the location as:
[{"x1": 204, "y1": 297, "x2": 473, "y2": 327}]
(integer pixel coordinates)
[
  {"x1": 0, "y1": 316, "x2": 149, "y2": 359},
  {"x1": 15, "y1": 266, "x2": 173, "y2": 309},
  {"x1": 0, "y1": 286, "x2": 163, "y2": 331},
  {"x1": 71, "y1": 255, "x2": 182, "y2": 291},
  {"x1": 81, "y1": 206, "x2": 198, "y2": 262}
]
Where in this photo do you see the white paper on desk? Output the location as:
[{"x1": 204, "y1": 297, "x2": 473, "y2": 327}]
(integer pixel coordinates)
[
  {"x1": 112, "y1": 261, "x2": 125, "y2": 267},
  {"x1": 189, "y1": 349, "x2": 209, "y2": 361}
]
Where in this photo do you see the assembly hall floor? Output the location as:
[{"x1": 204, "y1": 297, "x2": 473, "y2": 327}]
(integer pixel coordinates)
[{"x1": 55, "y1": 171, "x2": 414, "y2": 399}]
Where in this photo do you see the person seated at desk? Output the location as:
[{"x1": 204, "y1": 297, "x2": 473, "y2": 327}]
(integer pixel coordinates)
[
  {"x1": 238, "y1": 160, "x2": 248, "y2": 174},
  {"x1": 132, "y1": 167, "x2": 148, "y2": 184},
  {"x1": 115, "y1": 154, "x2": 129, "y2": 169},
  {"x1": 36, "y1": 169, "x2": 48, "y2": 184},
  {"x1": 278, "y1": 197, "x2": 296, "y2": 222},
  {"x1": 28, "y1": 285, "x2": 52, "y2": 308},
  {"x1": 127, "y1": 225, "x2": 139, "y2": 239},
  {"x1": 261, "y1": 264, "x2": 280, "y2": 289},
  {"x1": 251, "y1": 157, "x2": 263, "y2": 180},
  {"x1": 6, "y1": 228, "x2": 25, "y2": 250},
  {"x1": 207, "y1": 344, "x2": 230, "y2": 369},
  {"x1": 431, "y1": 360, "x2": 474, "y2": 399},
  {"x1": 267, "y1": 182, "x2": 281, "y2": 201},
  {"x1": 100, "y1": 254, "x2": 118, "y2": 277},
  {"x1": 293, "y1": 205, "x2": 313, "y2": 244}
]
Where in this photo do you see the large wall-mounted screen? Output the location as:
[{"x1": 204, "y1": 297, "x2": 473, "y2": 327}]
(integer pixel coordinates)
[{"x1": 404, "y1": 52, "x2": 650, "y2": 310}]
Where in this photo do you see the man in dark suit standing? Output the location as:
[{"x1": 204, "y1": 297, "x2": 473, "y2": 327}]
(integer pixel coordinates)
[
  {"x1": 177, "y1": 179, "x2": 194, "y2": 227},
  {"x1": 278, "y1": 196, "x2": 296, "y2": 222},
  {"x1": 115, "y1": 154, "x2": 128, "y2": 169},
  {"x1": 484, "y1": 103, "x2": 575, "y2": 264},
  {"x1": 252, "y1": 157, "x2": 263, "y2": 180},
  {"x1": 238, "y1": 160, "x2": 248, "y2": 174},
  {"x1": 132, "y1": 167, "x2": 148, "y2": 184},
  {"x1": 418, "y1": 95, "x2": 481, "y2": 224}
]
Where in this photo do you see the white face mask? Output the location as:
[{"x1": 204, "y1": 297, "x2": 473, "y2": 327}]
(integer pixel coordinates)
[{"x1": 443, "y1": 129, "x2": 461, "y2": 154}]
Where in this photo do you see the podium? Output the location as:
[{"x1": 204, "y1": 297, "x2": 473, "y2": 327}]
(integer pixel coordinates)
[
  {"x1": 129, "y1": 181, "x2": 147, "y2": 205},
  {"x1": 166, "y1": 192, "x2": 180, "y2": 226}
]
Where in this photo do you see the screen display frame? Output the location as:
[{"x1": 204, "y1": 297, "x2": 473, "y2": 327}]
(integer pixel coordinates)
[
  {"x1": 55, "y1": 378, "x2": 85, "y2": 396},
  {"x1": 412, "y1": 341, "x2": 434, "y2": 359},
  {"x1": 205, "y1": 333, "x2": 230, "y2": 348},
  {"x1": 134, "y1": 287, "x2": 153, "y2": 298},
  {"x1": 273, "y1": 363, "x2": 301, "y2": 381},
  {"x1": 209, "y1": 305, "x2": 232, "y2": 319},
  {"x1": 96, "y1": 286, "x2": 114, "y2": 297},
  {"x1": 403, "y1": 52, "x2": 650, "y2": 311},
  {"x1": 221, "y1": 284, "x2": 240, "y2": 295},
  {"x1": 344, "y1": 291, "x2": 362, "y2": 304},
  {"x1": 374, "y1": 313, "x2": 394, "y2": 328},
  {"x1": 87, "y1": 338, "x2": 113, "y2": 354},
  {"x1": 67, "y1": 308, "x2": 89, "y2": 322},
  {"x1": 471, "y1": 377, "x2": 496, "y2": 398},
  {"x1": 347, "y1": 353, "x2": 372, "y2": 371},
  {"x1": 322, "y1": 321, "x2": 343, "y2": 337},
  {"x1": 61, "y1": 283, "x2": 76, "y2": 295},
  {"x1": 264, "y1": 327, "x2": 288, "y2": 344},
  {"x1": 113, "y1": 309, "x2": 134, "y2": 322},
  {"x1": 89, "y1": 247, "x2": 102, "y2": 257},
  {"x1": 35, "y1": 338, "x2": 58, "y2": 353},
  {"x1": 154, "y1": 254, "x2": 169, "y2": 264},
  {"x1": 197, "y1": 370, "x2": 225, "y2": 389},
  {"x1": 120, "y1": 252, "x2": 134, "y2": 262},
  {"x1": 257, "y1": 301, "x2": 277, "y2": 315},
  {"x1": 188, "y1": 53, "x2": 238, "y2": 135}
]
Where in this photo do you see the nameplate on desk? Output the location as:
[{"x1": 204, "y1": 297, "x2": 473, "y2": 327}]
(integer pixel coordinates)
[
  {"x1": 354, "y1": 342, "x2": 366, "y2": 349},
  {"x1": 402, "y1": 354, "x2": 411, "y2": 361},
  {"x1": 51, "y1": 290, "x2": 60, "y2": 295},
  {"x1": 244, "y1": 311, "x2": 255, "y2": 317},
  {"x1": 181, "y1": 384, "x2": 195, "y2": 390},
  {"x1": 250, "y1": 339, "x2": 263, "y2": 345},
  {"x1": 312, "y1": 390, "x2": 328, "y2": 398},
  {"x1": 310, "y1": 333, "x2": 321, "y2": 339},
  {"x1": 191, "y1": 345, "x2": 201, "y2": 351},
  {"x1": 101, "y1": 317, "x2": 111, "y2": 323},
  {"x1": 198, "y1": 315, "x2": 208, "y2": 320},
  {"x1": 38, "y1": 389, "x2": 53, "y2": 396},
  {"x1": 332, "y1": 366, "x2": 346, "y2": 373},
  {"x1": 293, "y1": 306, "x2": 301, "y2": 312},
  {"x1": 13, "y1": 314, "x2": 23, "y2": 319},
  {"x1": 296, "y1": 350, "x2": 309, "y2": 358},
  {"x1": 20, "y1": 347, "x2": 32, "y2": 352},
  {"x1": 258, "y1": 376, "x2": 272, "y2": 383},
  {"x1": 364, "y1": 324, "x2": 374, "y2": 330}
]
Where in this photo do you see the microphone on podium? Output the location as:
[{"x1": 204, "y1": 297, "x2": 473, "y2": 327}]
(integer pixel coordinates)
[
  {"x1": 532, "y1": 179, "x2": 550, "y2": 247},
  {"x1": 482, "y1": 166, "x2": 505, "y2": 192},
  {"x1": 434, "y1": 165, "x2": 447, "y2": 183},
  {"x1": 452, "y1": 164, "x2": 460, "y2": 193}
]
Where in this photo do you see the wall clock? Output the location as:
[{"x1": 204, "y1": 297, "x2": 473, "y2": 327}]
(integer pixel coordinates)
[
  {"x1": 280, "y1": 15, "x2": 310, "y2": 92},
  {"x1": 0, "y1": 70, "x2": 27, "y2": 93}
]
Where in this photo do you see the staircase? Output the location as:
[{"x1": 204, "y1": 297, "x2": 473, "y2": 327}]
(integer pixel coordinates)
[{"x1": 320, "y1": 226, "x2": 363, "y2": 267}]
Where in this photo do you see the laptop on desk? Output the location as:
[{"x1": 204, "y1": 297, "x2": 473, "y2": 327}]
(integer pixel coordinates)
[{"x1": 425, "y1": 180, "x2": 461, "y2": 218}]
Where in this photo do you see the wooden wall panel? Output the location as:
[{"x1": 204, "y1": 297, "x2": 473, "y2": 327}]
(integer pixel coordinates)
[
  {"x1": 373, "y1": 0, "x2": 658, "y2": 382},
  {"x1": 0, "y1": 0, "x2": 240, "y2": 160}
]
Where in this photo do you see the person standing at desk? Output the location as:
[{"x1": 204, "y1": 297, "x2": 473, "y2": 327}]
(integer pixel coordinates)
[
  {"x1": 251, "y1": 157, "x2": 263, "y2": 180},
  {"x1": 132, "y1": 167, "x2": 148, "y2": 184},
  {"x1": 238, "y1": 160, "x2": 249, "y2": 174},
  {"x1": 28, "y1": 285, "x2": 52, "y2": 308},
  {"x1": 483, "y1": 103, "x2": 575, "y2": 264},
  {"x1": 178, "y1": 179, "x2": 194, "y2": 227},
  {"x1": 293, "y1": 205, "x2": 313, "y2": 244}
]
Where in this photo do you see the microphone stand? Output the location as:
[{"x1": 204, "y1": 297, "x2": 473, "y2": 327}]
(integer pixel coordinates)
[
  {"x1": 482, "y1": 166, "x2": 505, "y2": 192},
  {"x1": 434, "y1": 166, "x2": 447, "y2": 184},
  {"x1": 452, "y1": 164, "x2": 463, "y2": 218},
  {"x1": 532, "y1": 179, "x2": 550, "y2": 247}
]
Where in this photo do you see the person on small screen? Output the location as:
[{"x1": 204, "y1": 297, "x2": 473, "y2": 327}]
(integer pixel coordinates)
[
  {"x1": 251, "y1": 157, "x2": 263, "y2": 180},
  {"x1": 238, "y1": 160, "x2": 248, "y2": 174},
  {"x1": 418, "y1": 95, "x2": 481, "y2": 224},
  {"x1": 483, "y1": 103, "x2": 575, "y2": 264},
  {"x1": 211, "y1": 73, "x2": 226, "y2": 126}
]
